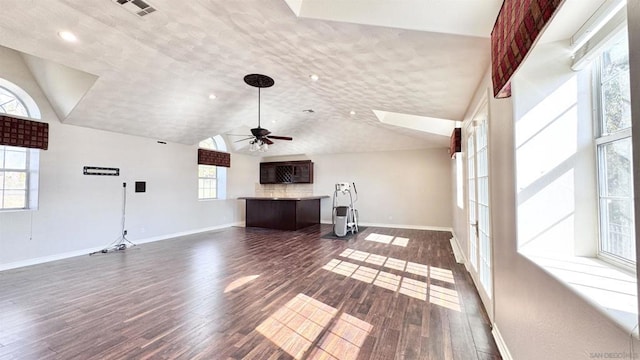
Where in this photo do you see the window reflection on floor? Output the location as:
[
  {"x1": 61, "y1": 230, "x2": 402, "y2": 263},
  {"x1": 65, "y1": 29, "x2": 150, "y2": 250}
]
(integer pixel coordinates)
[
  {"x1": 256, "y1": 293, "x2": 372, "y2": 360},
  {"x1": 325, "y1": 249, "x2": 461, "y2": 311},
  {"x1": 364, "y1": 233, "x2": 410, "y2": 247}
]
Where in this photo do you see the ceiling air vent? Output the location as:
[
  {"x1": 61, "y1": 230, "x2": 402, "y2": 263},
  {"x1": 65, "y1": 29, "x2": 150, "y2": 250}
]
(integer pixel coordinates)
[{"x1": 112, "y1": 0, "x2": 157, "y2": 17}]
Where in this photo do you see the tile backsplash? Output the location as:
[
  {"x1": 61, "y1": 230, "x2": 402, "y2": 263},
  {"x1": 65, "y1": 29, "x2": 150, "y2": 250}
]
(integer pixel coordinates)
[{"x1": 255, "y1": 183, "x2": 314, "y2": 197}]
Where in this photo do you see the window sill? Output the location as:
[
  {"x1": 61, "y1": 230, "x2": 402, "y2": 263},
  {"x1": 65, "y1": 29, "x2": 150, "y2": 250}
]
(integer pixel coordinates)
[
  {"x1": 0, "y1": 208, "x2": 36, "y2": 213},
  {"x1": 521, "y1": 251, "x2": 638, "y2": 337},
  {"x1": 198, "y1": 198, "x2": 226, "y2": 202}
]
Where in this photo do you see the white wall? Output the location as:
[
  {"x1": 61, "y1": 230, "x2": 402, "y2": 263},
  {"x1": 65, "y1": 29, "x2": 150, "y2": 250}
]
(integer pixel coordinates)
[
  {"x1": 0, "y1": 47, "x2": 259, "y2": 269},
  {"x1": 263, "y1": 148, "x2": 453, "y2": 230},
  {"x1": 451, "y1": 23, "x2": 639, "y2": 360}
]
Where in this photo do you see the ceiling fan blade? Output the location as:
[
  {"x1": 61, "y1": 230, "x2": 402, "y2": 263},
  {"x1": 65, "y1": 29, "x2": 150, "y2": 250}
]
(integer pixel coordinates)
[
  {"x1": 267, "y1": 135, "x2": 293, "y2": 141},
  {"x1": 234, "y1": 137, "x2": 255, "y2": 143},
  {"x1": 227, "y1": 134, "x2": 253, "y2": 137},
  {"x1": 262, "y1": 138, "x2": 274, "y2": 145}
]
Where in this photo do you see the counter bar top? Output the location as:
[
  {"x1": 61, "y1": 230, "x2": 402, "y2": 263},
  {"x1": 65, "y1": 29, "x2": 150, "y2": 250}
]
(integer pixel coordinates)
[{"x1": 238, "y1": 196, "x2": 329, "y2": 201}]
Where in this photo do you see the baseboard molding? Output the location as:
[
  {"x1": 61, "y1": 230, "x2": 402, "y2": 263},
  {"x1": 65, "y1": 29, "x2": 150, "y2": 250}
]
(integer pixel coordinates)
[
  {"x1": 450, "y1": 238, "x2": 464, "y2": 264},
  {"x1": 134, "y1": 221, "x2": 244, "y2": 245},
  {"x1": 451, "y1": 230, "x2": 471, "y2": 271},
  {"x1": 492, "y1": 324, "x2": 514, "y2": 360},
  {"x1": 320, "y1": 221, "x2": 453, "y2": 233},
  {"x1": 0, "y1": 246, "x2": 107, "y2": 272},
  {"x1": 0, "y1": 222, "x2": 242, "y2": 272},
  {"x1": 450, "y1": 231, "x2": 467, "y2": 265}
]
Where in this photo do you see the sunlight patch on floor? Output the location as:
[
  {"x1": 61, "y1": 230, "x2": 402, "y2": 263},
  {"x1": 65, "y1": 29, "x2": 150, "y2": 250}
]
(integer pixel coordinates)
[
  {"x1": 364, "y1": 233, "x2": 410, "y2": 247},
  {"x1": 323, "y1": 257, "x2": 461, "y2": 311},
  {"x1": 256, "y1": 294, "x2": 372, "y2": 360},
  {"x1": 224, "y1": 275, "x2": 260, "y2": 293}
]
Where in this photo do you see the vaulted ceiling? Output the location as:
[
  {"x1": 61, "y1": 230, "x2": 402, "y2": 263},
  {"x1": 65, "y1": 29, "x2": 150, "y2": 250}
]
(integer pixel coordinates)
[{"x1": 0, "y1": 0, "x2": 504, "y2": 155}]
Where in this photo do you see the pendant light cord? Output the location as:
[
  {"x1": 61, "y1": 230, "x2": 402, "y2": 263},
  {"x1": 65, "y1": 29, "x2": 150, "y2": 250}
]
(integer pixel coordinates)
[{"x1": 258, "y1": 87, "x2": 261, "y2": 128}]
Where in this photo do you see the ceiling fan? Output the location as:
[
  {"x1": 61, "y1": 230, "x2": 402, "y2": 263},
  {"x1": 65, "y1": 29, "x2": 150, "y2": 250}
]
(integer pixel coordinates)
[{"x1": 231, "y1": 74, "x2": 293, "y2": 152}]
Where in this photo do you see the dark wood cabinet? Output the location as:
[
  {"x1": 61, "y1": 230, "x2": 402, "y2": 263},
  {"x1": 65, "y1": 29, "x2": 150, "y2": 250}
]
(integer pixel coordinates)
[
  {"x1": 243, "y1": 198, "x2": 323, "y2": 230},
  {"x1": 260, "y1": 160, "x2": 313, "y2": 184},
  {"x1": 260, "y1": 164, "x2": 276, "y2": 184}
]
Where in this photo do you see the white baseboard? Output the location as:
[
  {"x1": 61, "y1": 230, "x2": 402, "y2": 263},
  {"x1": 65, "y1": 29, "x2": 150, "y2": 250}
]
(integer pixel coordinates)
[
  {"x1": 492, "y1": 324, "x2": 514, "y2": 360},
  {"x1": 0, "y1": 246, "x2": 108, "y2": 272},
  {"x1": 134, "y1": 222, "x2": 243, "y2": 245},
  {"x1": 0, "y1": 222, "x2": 242, "y2": 272},
  {"x1": 451, "y1": 230, "x2": 471, "y2": 271},
  {"x1": 450, "y1": 238, "x2": 465, "y2": 264},
  {"x1": 320, "y1": 220, "x2": 453, "y2": 233}
]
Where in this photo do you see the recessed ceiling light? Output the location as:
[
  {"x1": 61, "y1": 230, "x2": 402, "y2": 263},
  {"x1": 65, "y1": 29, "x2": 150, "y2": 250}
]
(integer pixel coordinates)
[
  {"x1": 208, "y1": 94, "x2": 217, "y2": 100},
  {"x1": 272, "y1": 120, "x2": 277, "y2": 124},
  {"x1": 309, "y1": 74, "x2": 319, "y2": 81},
  {"x1": 58, "y1": 31, "x2": 78, "y2": 43},
  {"x1": 350, "y1": 110, "x2": 356, "y2": 115},
  {"x1": 302, "y1": 109, "x2": 315, "y2": 113}
]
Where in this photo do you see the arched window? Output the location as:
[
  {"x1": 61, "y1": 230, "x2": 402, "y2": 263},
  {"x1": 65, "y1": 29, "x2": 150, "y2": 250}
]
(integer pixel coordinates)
[
  {"x1": 0, "y1": 86, "x2": 29, "y2": 117},
  {"x1": 0, "y1": 78, "x2": 41, "y2": 210},
  {"x1": 197, "y1": 135, "x2": 228, "y2": 200}
]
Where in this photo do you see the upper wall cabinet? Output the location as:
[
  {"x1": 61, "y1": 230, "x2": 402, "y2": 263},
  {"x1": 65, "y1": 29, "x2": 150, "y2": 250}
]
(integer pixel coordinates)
[{"x1": 260, "y1": 160, "x2": 314, "y2": 184}]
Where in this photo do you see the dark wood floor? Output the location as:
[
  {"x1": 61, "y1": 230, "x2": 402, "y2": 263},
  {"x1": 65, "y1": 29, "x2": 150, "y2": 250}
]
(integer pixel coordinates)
[{"x1": 0, "y1": 225, "x2": 501, "y2": 360}]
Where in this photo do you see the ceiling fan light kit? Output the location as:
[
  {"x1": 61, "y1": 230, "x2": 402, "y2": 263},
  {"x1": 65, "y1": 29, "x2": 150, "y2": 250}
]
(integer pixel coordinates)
[{"x1": 232, "y1": 74, "x2": 293, "y2": 152}]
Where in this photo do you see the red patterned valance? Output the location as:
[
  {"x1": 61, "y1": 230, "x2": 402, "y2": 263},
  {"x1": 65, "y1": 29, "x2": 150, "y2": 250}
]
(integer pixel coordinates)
[
  {"x1": 491, "y1": 0, "x2": 565, "y2": 98},
  {"x1": 450, "y1": 128, "x2": 461, "y2": 158},
  {"x1": 0, "y1": 115, "x2": 49, "y2": 150},
  {"x1": 198, "y1": 148, "x2": 230, "y2": 167}
]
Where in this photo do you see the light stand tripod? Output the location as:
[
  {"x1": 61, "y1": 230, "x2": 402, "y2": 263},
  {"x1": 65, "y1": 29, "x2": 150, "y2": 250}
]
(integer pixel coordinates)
[{"x1": 90, "y1": 182, "x2": 136, "y2": 255}]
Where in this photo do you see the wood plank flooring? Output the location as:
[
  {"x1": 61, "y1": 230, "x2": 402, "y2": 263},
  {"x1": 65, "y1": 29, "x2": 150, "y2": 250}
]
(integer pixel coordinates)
[{"x1": 0, "y1": 225, "x2": 501, "y2": 360}]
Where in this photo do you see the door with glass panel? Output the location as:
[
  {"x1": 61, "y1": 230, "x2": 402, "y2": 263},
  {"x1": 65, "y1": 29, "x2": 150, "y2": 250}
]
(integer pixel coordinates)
[{"x1": 465, "y1": 102, "x2": 493, "y2": 319}]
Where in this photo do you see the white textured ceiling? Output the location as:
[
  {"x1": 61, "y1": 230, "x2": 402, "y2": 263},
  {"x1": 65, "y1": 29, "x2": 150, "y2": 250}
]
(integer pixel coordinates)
[
  {"x1": 287, "y1": 0, "x2": 504, "y2": 37},
  {"x1": 0, "y1": 0, "x2": 500, "y2": 155}
]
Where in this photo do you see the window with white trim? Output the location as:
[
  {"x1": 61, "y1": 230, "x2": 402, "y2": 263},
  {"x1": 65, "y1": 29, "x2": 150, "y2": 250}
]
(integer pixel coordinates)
[
  {"x1": 0, "y1": 81, "x2": 40, "y2": 211},
  {"x1": 198, "y1": 138, "x2": 218, "y2": 200},
  {"x1": 594, "y1": 29, "x2": 634, "y2": 268},
  {"x1": 197, "y1": 135, "x2": 228, "y2": 200}
]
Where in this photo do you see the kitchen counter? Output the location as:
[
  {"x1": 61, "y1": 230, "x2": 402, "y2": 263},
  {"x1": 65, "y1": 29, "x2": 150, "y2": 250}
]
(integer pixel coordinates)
[
  {"x1": 238, "y1": 196, "x2": 329, "y2": 230},
  {"x1": 238, "y1": 196, "x2": 329, "y2": 201}
]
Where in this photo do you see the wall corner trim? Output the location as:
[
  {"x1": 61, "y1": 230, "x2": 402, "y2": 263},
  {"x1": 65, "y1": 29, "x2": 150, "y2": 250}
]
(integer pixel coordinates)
[{"x1": 492, "y1": 324, "x2": 514, "y2": 360}]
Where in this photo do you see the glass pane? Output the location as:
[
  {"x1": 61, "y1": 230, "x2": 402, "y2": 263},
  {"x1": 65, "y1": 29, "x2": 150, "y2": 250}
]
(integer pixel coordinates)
[
  {"x1": 0, "y1": 86, "x2": 29, "y2": 117},
  {"x1": 601, "y1": 74, "x2": 632, "y2": 134},
  {"x1": 198, "y1": 165, "x2": 216, "y2": 178},
  {"x1": 601, "y1": 31, "x2": 629, "y2": 80},
  {"x1": 5, "y1": 149, "x2": 27, "y2": 170},
  {"x1": 198, "y1": 138, "x2": 217, "y2": 150},
  {"x1": 4, "y1": 171, "x2": 26, "y2": 190},
  {"x1": 601, "y1": 138, "x2": 632, "y2": 197},
  {"x1": 600, "y1": 32, "x2": 631, "y2": 135},
  {"x1": 0, "y1": 147, "x2": 5, "y2": 167},
  {"x1": 3, "y1": 189, "x2": 26, "y2": 208},
  {"x1": 601, "y1": 198, "x2": 635, "y2": 262}
]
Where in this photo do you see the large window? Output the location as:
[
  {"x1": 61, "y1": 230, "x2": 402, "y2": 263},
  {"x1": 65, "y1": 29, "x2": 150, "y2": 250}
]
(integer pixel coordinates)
[
  {"x1": 0, "y1": 146, "x2": 30, "y2": 209},
  {"x1": 0, "y1": 82, "x2": 40, "y2": 211},
  {"x1": 595, "y1": 30, "x2": 634, "y2": 267},
  {"x1": 198, "y1": 138, "x2": 218, "y2": 200},
  {"x1": 197, "y1": 135, "x2": 228, "y2": 200}
]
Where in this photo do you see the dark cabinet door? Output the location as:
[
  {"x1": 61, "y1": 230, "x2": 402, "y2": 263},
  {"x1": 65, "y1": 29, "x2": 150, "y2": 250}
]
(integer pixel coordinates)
[
  {"x1": 292, "y1": 163, "x2": 312, "y2": 183},
  {"x1": 260, "y1": 161, "x2": 313, "y2": 184},
  {"x1": 260, "y1": 164, "x2": 276, "y2": 184}
]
